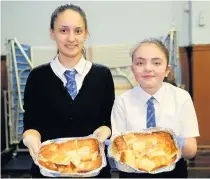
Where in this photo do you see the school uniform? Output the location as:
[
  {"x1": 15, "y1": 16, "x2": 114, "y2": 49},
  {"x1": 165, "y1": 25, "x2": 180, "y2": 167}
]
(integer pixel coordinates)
[
  {"x1": 23, "y1": 55, "x2": 115, "y2": 178},
  {"x1": 111, "y1": 82, "x2": 200, "y2": 178}
]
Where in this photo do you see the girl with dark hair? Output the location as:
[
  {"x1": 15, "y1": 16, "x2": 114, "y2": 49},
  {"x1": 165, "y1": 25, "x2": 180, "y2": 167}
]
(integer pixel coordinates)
[
  {"x1": 111, "y1": 38, "x2": 199, "y2": 178},
  {"x1": 22, "y1": 4, "x2": 115, "y2": 178}
]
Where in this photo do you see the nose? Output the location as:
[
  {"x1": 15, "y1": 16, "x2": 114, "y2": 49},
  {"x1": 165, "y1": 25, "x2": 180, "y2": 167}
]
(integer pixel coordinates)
[
  {"x1": 144, "y1": 63, "x2": 152, "y2": 72},
  {"x1": 67, "y1": 30, "x2": 76, "y2": 42}
]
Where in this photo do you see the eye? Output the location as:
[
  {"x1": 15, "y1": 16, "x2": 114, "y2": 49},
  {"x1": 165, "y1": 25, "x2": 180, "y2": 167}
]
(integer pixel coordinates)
[
  {"x1": 60, "y1": 29, "x2": 68, "y2": 33},
  {"x1": 154, "y1": 62, "x2": 161, "y2": 66},
  {"x1": 75, "y1": 28, "x2": 82, "y2": 34},
  {"x1": 136, "y1": 62, "x2": 143, "y2": 66}
]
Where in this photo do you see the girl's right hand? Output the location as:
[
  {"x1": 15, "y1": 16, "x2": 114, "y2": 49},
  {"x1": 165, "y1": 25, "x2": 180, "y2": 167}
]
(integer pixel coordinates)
[{"x1": 23, "y1": 134, "x2": 41, "y2": 165}]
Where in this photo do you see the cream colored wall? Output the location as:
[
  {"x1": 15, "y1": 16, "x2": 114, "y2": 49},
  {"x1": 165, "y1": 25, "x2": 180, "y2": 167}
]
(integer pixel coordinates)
[
  {"x1": 87, "y1": 44, "x2": 137, "y2": 96},
  {"x1": 2, "y1": 1, "x2": 190, "y2": 55}
]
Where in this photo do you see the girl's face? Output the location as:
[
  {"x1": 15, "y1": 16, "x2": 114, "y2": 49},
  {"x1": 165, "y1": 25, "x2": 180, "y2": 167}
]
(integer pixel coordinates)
[
  {"x1": 132, "y1": 43, "x2": 170, "y2": 93},
  {"x1": 50, "y1": 10, "x2": 87, "y2": 59}
]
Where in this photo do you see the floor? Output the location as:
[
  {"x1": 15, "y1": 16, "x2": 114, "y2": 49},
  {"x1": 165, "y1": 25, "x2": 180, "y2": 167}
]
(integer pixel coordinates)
[{"x1": 1, "y1": 146, "x2": 210, "y2": 178}]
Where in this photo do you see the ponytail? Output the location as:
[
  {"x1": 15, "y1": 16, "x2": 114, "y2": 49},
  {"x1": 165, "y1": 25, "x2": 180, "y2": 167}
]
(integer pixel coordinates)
[
  {"x1": 164, "y1": 72, "x2": 177, "y2": 87},
  {"x1": 82, "y1": 47, "x2": 87, "y2": 60}
]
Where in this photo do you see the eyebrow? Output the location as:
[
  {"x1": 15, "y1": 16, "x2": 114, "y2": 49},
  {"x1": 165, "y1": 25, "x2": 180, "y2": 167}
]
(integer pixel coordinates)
[
  {"x1": 134, "y1": 57, "x2": 162, "y2": 61},
  {"x1": 60, "y1": 25, "x2": 82, "y2": 29}
]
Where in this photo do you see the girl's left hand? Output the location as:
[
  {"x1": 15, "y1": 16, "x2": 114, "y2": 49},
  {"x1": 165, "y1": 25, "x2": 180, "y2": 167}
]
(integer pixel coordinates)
[{"x1": 93, "y1": 126, "x2": 111, "y2": 143}]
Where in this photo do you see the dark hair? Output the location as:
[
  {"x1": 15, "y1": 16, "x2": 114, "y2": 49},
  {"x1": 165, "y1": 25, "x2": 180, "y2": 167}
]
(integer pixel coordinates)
[
  {"x1": 51, "y1": 4, "x2": 88, "y2": 59},
  {"x1": 130, "y1": 38, "x2": 177, "y2": 86}
]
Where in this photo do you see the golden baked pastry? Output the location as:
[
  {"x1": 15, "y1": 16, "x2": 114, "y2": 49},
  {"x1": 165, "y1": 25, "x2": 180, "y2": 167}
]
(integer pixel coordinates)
[
  {"x1": 38, "y1": 138, "x2": 102, "y2": 173},
  {"x1": 111, "y1": 131, "x2": 178, "y2": 172}
]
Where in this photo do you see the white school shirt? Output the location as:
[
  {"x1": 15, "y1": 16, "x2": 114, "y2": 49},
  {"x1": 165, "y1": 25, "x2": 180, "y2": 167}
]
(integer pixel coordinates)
[
  {"x1": 50, "y1": 55, "x2": 92, "y2": 93},
  {"x1": 111, "y1": 82, "x2": 200, "y2": 138}
]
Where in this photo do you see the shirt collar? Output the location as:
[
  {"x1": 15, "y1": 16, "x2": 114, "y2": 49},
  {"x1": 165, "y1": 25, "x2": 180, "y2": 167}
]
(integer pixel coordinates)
[
  {"x1": 73, "y1": 56, "x2": 86, "y2": 76},
  {"x1": 153, "y1": 82, "x2": 166, "y2": 105},
  {"x1": 53, "y1": 55, "x2": 86, "y2": 76},
  {"x1": 134, "y1": 85, "x2": 151, "y2": 106},
  {"x1": 134, "y1": 82, "x2": 166, "y2": 106},
  {"x1": 53, "y1": 55, "x2": 65, "y2": 77}
]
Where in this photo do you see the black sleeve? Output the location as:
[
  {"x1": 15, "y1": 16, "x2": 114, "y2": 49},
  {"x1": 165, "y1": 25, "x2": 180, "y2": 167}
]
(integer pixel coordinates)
[
  {"x1": 23, "y1": 68, "x2": 44, "y2": 134},
  {"x1": 100, "y1": 67, "x2": 115, "y2": 129}
]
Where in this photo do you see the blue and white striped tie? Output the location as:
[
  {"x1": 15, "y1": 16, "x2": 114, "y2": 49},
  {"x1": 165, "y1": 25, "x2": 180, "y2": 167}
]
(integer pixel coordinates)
[
  {"x1": 64, "y1": 70, "x2": 77, "y2": 100},
  {"x1": 146, "y1": 97, "x2": 156, "y2": 128}
]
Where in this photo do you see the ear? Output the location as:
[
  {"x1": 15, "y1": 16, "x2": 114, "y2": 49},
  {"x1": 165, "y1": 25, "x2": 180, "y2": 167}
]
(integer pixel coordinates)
[
  {"x1": 165, "y1": 65, "x2": 171, "y2": 77},
  {"x1": 50, "y1": 28, "x2": 55, "y2": 40},
  {"x1": 131, "y1": 65, "x2": 134, "y2": 73},
  {"x1": 84, "y1": 30, "x2": 88, "y2": 41}
]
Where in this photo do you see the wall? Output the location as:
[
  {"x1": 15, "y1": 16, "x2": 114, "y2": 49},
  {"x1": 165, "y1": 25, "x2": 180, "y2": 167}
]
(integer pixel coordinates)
[
  {"x1": 1, "y1": 1, "x2": 190, "y2": 55},
  {"x1": 191, "y1": 1, "x2": 210, "y2": 45}
]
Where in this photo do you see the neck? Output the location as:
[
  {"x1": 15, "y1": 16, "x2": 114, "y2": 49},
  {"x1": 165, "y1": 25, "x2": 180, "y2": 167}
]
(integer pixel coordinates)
[
  {"x1": 141, "y1": 83, "x2": 162, "y2": 95},
  {"x1": 58, "y1": 53, "x2": 82, "y2": 68}
]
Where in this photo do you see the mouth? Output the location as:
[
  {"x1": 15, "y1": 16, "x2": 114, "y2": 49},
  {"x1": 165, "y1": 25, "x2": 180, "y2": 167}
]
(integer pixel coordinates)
[
  {"x1": 142, "y1": 75, "x2": 154, "y2": 79},
  {"x1": 65, "y1": 44, "x2": 77, "y2": 49}
]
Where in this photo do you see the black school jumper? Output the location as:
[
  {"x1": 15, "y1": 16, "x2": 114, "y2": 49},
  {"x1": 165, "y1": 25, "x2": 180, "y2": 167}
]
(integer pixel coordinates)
[{"x1": 23, "y1": 63, "x2": 115, "y2": 178}]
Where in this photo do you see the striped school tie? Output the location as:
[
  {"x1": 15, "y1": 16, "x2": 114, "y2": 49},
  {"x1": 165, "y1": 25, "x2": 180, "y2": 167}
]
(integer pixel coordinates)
[
  {"x1": 146, "y1": 97, "x2": 156, "y2": 128},
  {"x1": 64, "y1": 70, "x2": 77, "y2": 100}
]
